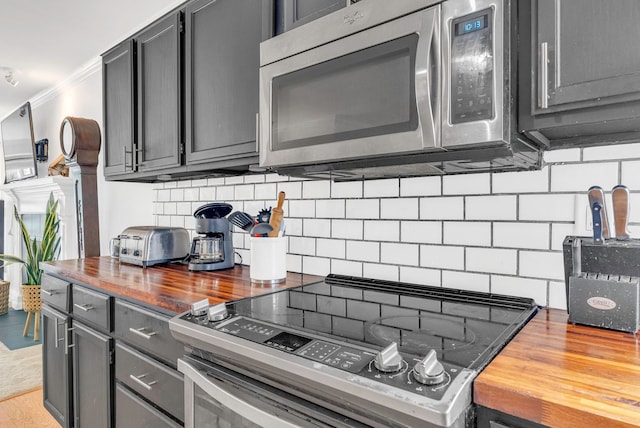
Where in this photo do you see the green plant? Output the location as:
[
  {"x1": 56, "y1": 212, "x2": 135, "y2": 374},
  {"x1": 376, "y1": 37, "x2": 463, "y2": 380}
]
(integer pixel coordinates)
[{"x1": 0, "y1": 193, "x2": 61, "y2": 285}]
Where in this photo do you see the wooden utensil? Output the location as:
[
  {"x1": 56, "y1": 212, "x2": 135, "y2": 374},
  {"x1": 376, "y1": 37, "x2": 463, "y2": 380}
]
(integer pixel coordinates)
[
  {"x1": 612, "y1": 184, "x2": 631, "y2": 240},
  {"x1": 268, "y1": 191, "x2": 286, "y2": 237}
]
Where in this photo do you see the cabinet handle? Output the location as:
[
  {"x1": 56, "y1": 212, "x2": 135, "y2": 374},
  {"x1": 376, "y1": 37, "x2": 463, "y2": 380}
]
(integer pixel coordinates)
[
  {"x1": 129, "y1": 374, "x2": 157, "y2": 391},
  {"x1": 538, "y1": 42, "x2": 549, "y2": 109},
  {"x1": 129, "y1": 327, "x2": 157, "y2": 340},
  {"x1": 41, "y1": 289, "x2": 55, "y2": 296},
  {"x1": 123, "y1": 146, "x2": 133, "y2": 172},
  {"x1": 54, "y1": 319, "x2": 64, "y2": 348},
  {"x1": 65, "y1": 326, "x2": 75, "y2": 355},
  {"x1": 73, "y1": 303, "x2": 94, "y2": 312}
]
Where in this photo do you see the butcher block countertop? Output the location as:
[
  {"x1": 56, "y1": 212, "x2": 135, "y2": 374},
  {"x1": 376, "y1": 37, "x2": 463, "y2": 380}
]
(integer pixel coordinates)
[
  {"x1": 475, "y1": 308, "x2": 640, "y2": 428},
  {"x1": 40, "y1": 256, "x2": 322, "y2": 315}
]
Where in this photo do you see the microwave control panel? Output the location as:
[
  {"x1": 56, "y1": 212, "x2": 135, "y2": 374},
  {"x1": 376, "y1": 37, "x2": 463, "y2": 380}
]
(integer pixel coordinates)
[{"x1": 450, "y1": 10, "x2": 493, "y2": 124}]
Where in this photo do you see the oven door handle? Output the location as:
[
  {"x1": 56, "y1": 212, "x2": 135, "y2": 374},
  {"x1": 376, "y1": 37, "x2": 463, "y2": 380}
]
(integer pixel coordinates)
[{"x1": 178, "y1": 358, "x2": 301, "y2": 428}]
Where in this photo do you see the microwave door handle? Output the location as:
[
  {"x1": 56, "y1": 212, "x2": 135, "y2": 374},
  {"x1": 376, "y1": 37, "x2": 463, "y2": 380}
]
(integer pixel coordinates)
[
  {"x1": 415, "y1": 7, "x2": 440, "y2": 148},
  {"x1": 178, "y1": 358, "x2": 301, "y2": 428}
]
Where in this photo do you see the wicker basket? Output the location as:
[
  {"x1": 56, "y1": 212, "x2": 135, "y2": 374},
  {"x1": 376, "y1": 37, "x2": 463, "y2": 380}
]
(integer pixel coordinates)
[
  {"x1": 21, "y1": 284, "x2": 42, "y2": 312},
  {"x1": 0, "y1": 280, "x2": 9, "y2": 315}
]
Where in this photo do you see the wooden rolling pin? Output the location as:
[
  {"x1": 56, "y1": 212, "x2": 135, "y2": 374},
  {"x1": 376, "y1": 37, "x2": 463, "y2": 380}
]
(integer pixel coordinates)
[{"x1": 268, "y1": 191, "x2": 286, "y2": 237}]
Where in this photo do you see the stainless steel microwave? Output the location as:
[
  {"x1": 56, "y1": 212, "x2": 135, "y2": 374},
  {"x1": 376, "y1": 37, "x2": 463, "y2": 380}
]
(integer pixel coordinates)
[{"x1": 258, "y1": 0, "x2": 544, "y2": 180}]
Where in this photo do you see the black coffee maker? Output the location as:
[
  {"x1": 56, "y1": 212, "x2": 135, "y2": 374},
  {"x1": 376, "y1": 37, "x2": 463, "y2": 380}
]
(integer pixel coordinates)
[{"x1": 188, "y1": 203, "x2": 235, "y2": 271}]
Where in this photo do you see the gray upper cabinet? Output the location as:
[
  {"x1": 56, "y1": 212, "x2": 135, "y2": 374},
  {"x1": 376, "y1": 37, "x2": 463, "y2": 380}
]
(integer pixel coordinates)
[
  {"x1": 102, "y1": 40, "x2": 136, "y2": 178},
  {"x1": 184, "y1": 0, "x2": 271, "y2": 166},
  {"x1": 137, "y1": 12, "x2": 182, "y2": 173},
  {"x1": 520, "y1": 0, "x2": 640, "y2": 146}
]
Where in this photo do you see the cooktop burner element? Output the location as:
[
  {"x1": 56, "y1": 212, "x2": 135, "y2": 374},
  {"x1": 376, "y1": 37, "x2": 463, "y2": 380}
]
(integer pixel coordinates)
[{"x1": 170, "y1": 274, "x2": 538, "y2": 427}]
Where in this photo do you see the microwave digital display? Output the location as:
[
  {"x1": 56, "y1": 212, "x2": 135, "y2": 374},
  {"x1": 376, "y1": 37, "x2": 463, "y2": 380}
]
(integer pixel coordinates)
[{"x1": 456, "y1": 15, "x2": 487, "y2": 35}]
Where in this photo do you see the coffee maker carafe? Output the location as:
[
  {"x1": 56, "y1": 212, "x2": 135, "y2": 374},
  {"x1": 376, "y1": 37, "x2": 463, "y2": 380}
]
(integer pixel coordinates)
[{"x1": 188, "y1": 203, "x2": 235, "y2": 271}]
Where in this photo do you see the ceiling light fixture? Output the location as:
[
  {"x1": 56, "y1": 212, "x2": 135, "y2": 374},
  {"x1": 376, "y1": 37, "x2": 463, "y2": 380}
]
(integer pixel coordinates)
[{"x1": 1, "y1": 67, "x2": 19, "y2": 87}]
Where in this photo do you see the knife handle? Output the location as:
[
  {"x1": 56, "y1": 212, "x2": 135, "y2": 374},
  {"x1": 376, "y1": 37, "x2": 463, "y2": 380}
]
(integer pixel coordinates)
[
  {"x1": 588, "y1": 186, "x2": 610, "y2": 239},
  {"x1": 591, "y1": 201, "x2": 604, "y2": 243},
  {"x1": 612, "y1": 185, "x2": 630, "y2": 240}
]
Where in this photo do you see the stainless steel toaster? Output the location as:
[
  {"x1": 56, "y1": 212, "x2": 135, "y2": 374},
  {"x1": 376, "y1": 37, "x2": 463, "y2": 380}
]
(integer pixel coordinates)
[{"x1": 118, "y1": 226, "x2": 190, "y2": 267}]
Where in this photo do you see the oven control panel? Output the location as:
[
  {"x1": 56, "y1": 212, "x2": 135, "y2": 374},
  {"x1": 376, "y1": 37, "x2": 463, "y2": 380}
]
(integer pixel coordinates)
[{"x1": 214, "y1": 316, "x2": 463, "y2": 399}]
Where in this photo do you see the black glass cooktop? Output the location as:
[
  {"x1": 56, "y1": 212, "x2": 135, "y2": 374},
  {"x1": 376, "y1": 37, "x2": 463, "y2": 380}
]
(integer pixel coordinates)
[{"x1": 227, "y1": 275, "x2": 538, "y2": 371}]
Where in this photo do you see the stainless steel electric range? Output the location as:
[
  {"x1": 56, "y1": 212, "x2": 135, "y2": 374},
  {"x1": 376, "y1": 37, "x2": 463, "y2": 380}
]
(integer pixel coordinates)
[{"x1": 169, "y1": 275, "x2": 538, "y2": 428}]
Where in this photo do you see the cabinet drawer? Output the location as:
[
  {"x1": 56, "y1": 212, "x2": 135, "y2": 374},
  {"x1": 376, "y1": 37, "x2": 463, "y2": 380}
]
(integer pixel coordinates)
[
  {"x1": 116, "y1": 341, "x2": 183, "y2": 422},
  {"x1": 115, "y1": 383, "x2": 181, "y2": 428},
  {"x1": 114, "y1": 300, "x2": 184, "y2": 366},
  {"x1": 41, "y1": 274, "x2": 70, "y2": 312},
  {"x1": 72, "y1": 286, "x2": 111, "y2": 331}
]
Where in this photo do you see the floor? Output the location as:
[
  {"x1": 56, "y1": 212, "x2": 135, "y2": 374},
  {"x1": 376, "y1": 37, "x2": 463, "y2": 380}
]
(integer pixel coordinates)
[{"x1": 0, "y1": 387, "x2": 60, "y2": 427}]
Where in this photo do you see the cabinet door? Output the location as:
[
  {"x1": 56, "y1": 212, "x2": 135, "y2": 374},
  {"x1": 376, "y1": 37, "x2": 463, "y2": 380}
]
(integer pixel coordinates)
[
  {"x1": 72, "y1": 320, "x2": 113, "y2": 428},
  {"x1": 103, "y1": 40, "x2": 137, "y2": 177},
  {"x1": 275, "y1": 0, "x2": 346, "y2": 35},
  {"x1": 185, "y1": 0, "x2": 271, "y2": 165},
  {"x1": 534, "y1": 0, "x2": 640, "y2": 113},
  {"x1": 137, "y1": 12, "x2": 182, "y2": 172},
  {"x1": 42, "y1": 305, "x2": 72, "y2": 428}
]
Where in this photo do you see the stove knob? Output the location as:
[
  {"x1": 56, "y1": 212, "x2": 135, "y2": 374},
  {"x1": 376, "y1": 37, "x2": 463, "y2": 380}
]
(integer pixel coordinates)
[
  {"x1": 207, "y1": 303, "x2": 229, "y2": 322},
  {"x1": 413, "y1": 350, "x2": 446, "y2": 385},
  {"x1": 374, "y1": 342, "x2": 403, "y2": 373},
  {"x1": 190, "y1": 298, "x2": 210, "y2": 317}
]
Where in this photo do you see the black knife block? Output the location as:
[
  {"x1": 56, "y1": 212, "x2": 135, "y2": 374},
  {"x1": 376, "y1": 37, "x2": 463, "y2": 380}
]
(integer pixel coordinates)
[{"x1": 563, "y1": 236, "x2": 640, "y2": 333}]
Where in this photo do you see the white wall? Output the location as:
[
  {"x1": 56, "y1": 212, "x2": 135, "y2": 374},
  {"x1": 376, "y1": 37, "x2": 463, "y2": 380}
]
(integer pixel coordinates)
[
  {"x1": 152, "y1": 144, "x2": 640, "y2": 310},
  {"x1": 30, "y1": 68, "x2": 154, "y2": 254}
]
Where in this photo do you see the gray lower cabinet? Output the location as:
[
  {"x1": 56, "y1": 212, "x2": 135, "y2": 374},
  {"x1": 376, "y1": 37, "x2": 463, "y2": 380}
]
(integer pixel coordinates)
[
  {"x1": 42, "y1": 304, "x2": 72, "y2": 428},
  {"x1": 519, "y1": 0, "x2": 640, "y2": 146},
  {"x1": 115, "y1": 383, "x2": 181, "y2": 428}
]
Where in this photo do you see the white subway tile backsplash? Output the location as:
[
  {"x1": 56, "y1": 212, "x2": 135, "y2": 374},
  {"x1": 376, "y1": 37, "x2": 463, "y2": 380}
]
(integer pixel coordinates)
[
  {"x1": 332, "y1": 259, "x2": 363, "y2": 277},
  {"x1": 466, "y1": 248, "x2": 517, "y2": 274},
  {"x1": 443, "y1": 173, "x2": 490, "y2": 195},
  {"x1": 288, "y1": 200, "x2": 315, "y2": 218},
  {"x1": 176, "y1": 202, "x2": 191, "y2": 215},
  {"x1": 176, "y1": 181, "x2": 192, "y2": 188},
  {"x1": 225, "y1": 176, "x2": 244, "y2": 185},
  {"x1": 401, "y1": 221, "x2": 442, "y2": 244},
  {"x1": 550, "y1": 162, "x2": 619, "y2": 192},
  {"x1": 519, "y1": 251, "x2": 564, "y2": 280},
  {"x1": 400, "y1": 176, "x2": 441, "y2": 197},
  {"x1": 420, "y1": 197, "x2": 463, "y2": 220},
  {"x1": 234, "y1": 185, "x2": 254, "y2": 200},
  {"x1": 331, "y1": 181, "x2": 363, "y2": 199},
  {"x1": 254, "y1": 183, "x2": 277, "y2": 200},
  {"x1": 184, "y1": 216, "x2": 196, "y2": 231},
  {"x1": 493, "y1": 223, "x2": 549, "y2": 249},
  {"x1": 163, "y1": 182, "x2": 178, "y2": 189},
  {"x1": 491, "y1": 275, "x2": 547, "y2": 306},
  {"x1": 286, "y1": 253, "x2": 302, "y2": 273},
  {"x1": 153, "y1": 203, "x2": 164, "y2": 215},
  {"x1": 548, "y1": 281, "x2": 567, "y2": 310},
  {"x1": 265, "y1": 173, "x2": 289, "y2": 182},
  {"x1": 381, "y1": 243, "x2": 419, "y2": 266},
  {"x1": 303, "y1": 181, "x2": 330, "y2": 199},
  {"x1": 164, "y1": 203, "x2": 177, "y2": 215},
  {"x1": 183, "y1": 188, "x2": 200, "y2": 201},
  {"x1": 346, "y1": 241, "x2": 379, "y2": 262},
  {"x1": 332, "y1": 220, "x2": 363, "y2": 240},
  {"x1": 346, "y1": 199, "x2": 379, "y2": 219},
  {"x1": 519, "y1": 194, "x2": 575, "y2": 221},
  {"x1": 277, "y1": 181, "x2": 303, "y2": 199},
  {"x1": 289, "y1": 236, "x2": 316, "y2": 256},
  {"x1": 285, "y1": 218, "x2": 303, "y2": 236},
  {"x1": 157, "y1": 189, "x2": 171, "y2": 202},
  {"x1": 466, "y1": 195, "x2": 516, "y2": 220},
  {"x1": 442, "y1": 271, "x2": 490, "y2": 293},
  {"x1": 543, "y1": 148, "x2": 581, "y2": 163},
  {"x1": 583, "y1": 142, "x2": 640, "y2": 161},
  {"x1": 216, "y1": 186, "x2": 234, "y2": 201},
  {"x1": 492, "y1": 169, "x2": 549, "y2": 194},
  {"x1": 158, "y1": 216, "x2": 171, "y2": 227},
  {"x1": 381, "y1": 198, "x2": 418, "y2": 220},
  {"x1": 443, "y1": 222, "x2": 491, "y2": 247},
  {"x1": 631, "y1": 194, "x2": 640, "y2": 223},
  {"x1": 191, "y1": 179, "x2": 208, "y2": 187},
  {"x1": 621, "y1": 161, "x2": 640, "y2": 189},
  {"x1": 207, "y1": 178, "x2": 225, "y2": 186},
  {"x1": 317, "y1": 238, "x2": 346, "y2": 259},
  {"x1": 420, "y1": 245, "x2": 464, "y2": 270},
  {"x1": 364, "y1": 179, "x2": 399, "y2": 198},
  {"x1": 317, "y1": 199, "x2": 346, "y2": 218},
  {"x1": 304, "y1": 219, "x2": 332, "y2": 238},
  {"x1": 364, "y1": 220, "x2": 400, "y2": 242},
  {"x1": 551, "y1": 223, "x2": 575, "y2": 250},
  {"x1": 302, "y1": 256, "x2": 331, "y2": 276},
  {"x1": 200, "y1": 187, "x2": 216, "y2": 201},
  {"x1": 244, "y1": 174, "x2": 265, "y2": 184},
  {"x1": 170, "y1": 216, "x2": 185, "y2": 228},
  {"x1": 363, "y1": 263, "x2": 399, "y2": 281},
  {"x1": 399, "y1": 266, "x2": 441, "y2": 287}
]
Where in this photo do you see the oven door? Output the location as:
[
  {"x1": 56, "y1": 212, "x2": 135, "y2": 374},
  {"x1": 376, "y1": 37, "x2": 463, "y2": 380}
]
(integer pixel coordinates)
[
  {"x1": 178, "y1": 356, "x2": 367, "y2": 428},
  {"x1": 259, "y1": 5, "x2": 441, "y2": 170}
]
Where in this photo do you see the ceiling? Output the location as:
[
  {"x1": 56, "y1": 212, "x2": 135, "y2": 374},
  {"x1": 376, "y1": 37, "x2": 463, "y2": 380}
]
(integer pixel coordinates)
[{"x1": 0, "y1": 0, "x2": 185, "y2": 119}]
